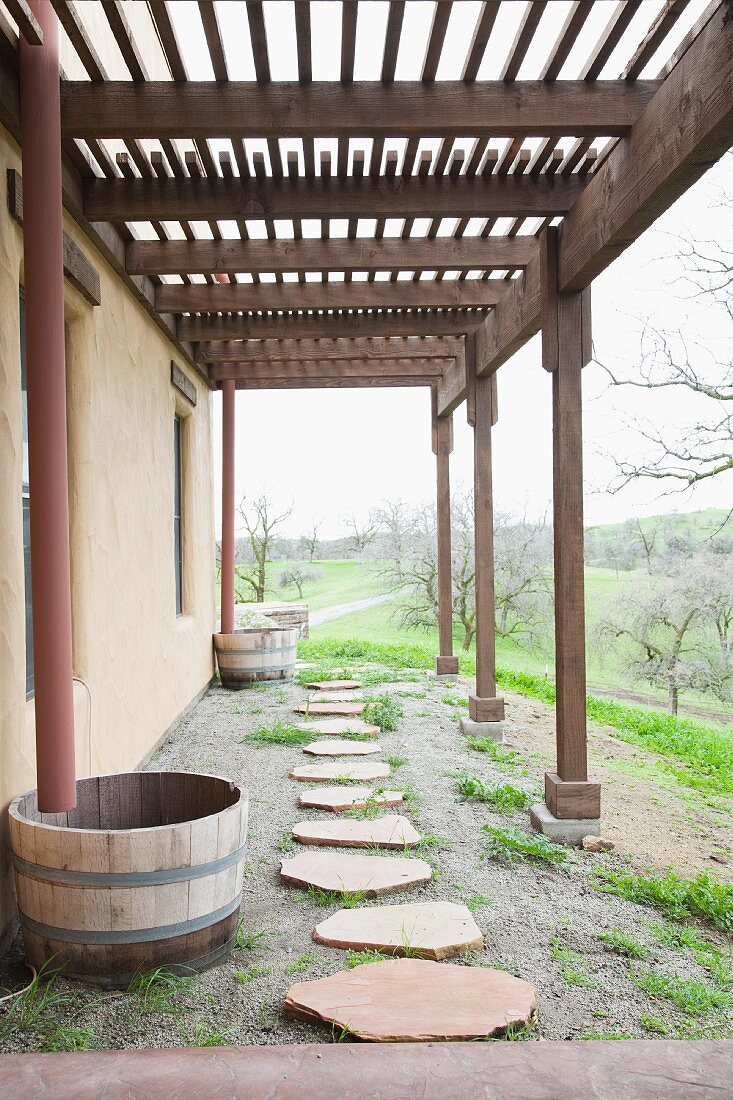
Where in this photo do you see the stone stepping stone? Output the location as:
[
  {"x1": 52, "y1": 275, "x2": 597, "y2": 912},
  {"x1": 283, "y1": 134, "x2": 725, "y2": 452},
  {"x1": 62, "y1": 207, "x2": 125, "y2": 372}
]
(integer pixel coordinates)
[
  {"x1": 292, "y1": 816, "x2": 420, "y2": 850},
  {"x1": 304, "y1": 679, "x2": 362, "y2": 691},
  {"x1": 290, "y1": 762, "x2": 391, "y2": 783},
  {"x1": 313, "y1": 901, "x2": 483, "y2": 960},
  {"x1": 295, "y1": 702, "x2": 365, "y2": 717},
  {"x1": 302, "y1": 740, "x2": 380, "y2": 758},
  {"x1": 309, "y1": 691, "x2": 365, "y2": 702},
  {"x1": 280, "y1": 851, "x2": 431, "y2": 896},
  {"x1": 298, "y1": 787, "x2": 403, "y2": 813},
  {"x1": 284, "y1": 959, "x2": 537, "y2": 1042},
  {"x1": 295, "y1": 719, "x2": 380, "y2": 738}
]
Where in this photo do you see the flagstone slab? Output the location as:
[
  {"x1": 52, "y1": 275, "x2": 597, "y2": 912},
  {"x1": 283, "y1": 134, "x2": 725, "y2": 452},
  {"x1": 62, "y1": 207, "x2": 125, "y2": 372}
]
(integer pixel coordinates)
[
  {"x1": 290, "y1": 762, "x2": 391, "y2": 783},
  {"x1": 303, "y1": 740, "x2": 380, "y2": 757},
  {"x1": 312, "y1": 901, "x2": 483, "y2": 960},
  {"x1": 284, "y1": 959, "x2": 537, "y2": 1042},
  {"x1": 295, "y1": 719, "x2": 380, "y2": 737},
  {"x1": 305, "y1": 680, "x2": 362, "y2": 691},
  {"x1": 309, "y1": 692, "x2": 366, "y2": 703},
  {"x1": 298, "y1": 787, "x2": 403, "y2": 813},
  {"x1": 292, "y1": 816, "x2": 420, "y2": 850},
  {"x1": 280, "y1": 852, "x2": 431, "y2": 896},
  {"x1": 295, "y1": 702, "x2": 366, "y2": 717}
]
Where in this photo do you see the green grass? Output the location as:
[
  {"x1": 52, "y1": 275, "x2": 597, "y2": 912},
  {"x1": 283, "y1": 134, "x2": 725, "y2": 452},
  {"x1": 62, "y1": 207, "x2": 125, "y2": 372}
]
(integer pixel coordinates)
[
  {"x1": 234, "y1": 965, "x2": 271, "y2": 984},
  {"x1": 42, "y1": 1026, "x2": 98, "y2": 1052},
  {"x1": 0, "y1": 962, "x2": 69, "y2": 1035},
  {"x1": 594, "y1": 868, "x2": 733, "y2": 933},
  {"x1": 465, "y1": 893, "x2": 492, "y2": 913},
  {"x1": 297, "y1": 886, "x2": 367, "y2": 908},
  {"x1": 630, "y1": 968, "x2": 732, "y2": 1016},
  {"x1": 234, "y1": 922, "x2": 270, "y2": 951},
  {"x1": 244, "y1": 721, "x2": 312, "y2": 747},
  {"x1": 466, "y1": 737, "x2": 520, "y2": 767},
  {"x1": 387, "y1": 754, "x2": 408, "y2": 771},
  {"x1": 361, "y1": 694, "x2": 404, "y2": 732},
  {"x1": 650, "y1": 924, "x2": 733, "y2": 988},
  {"x1": 346, "y1": 949, "x2": 391, "y2": 967},
  {"x1": 455, "y1": 775, "x2": 533, "y2": 812},
  {"x1": 127, "y1": 967, "x2": 195, "y2": 1013},
  {"x1": 482, "y1": 825, "x2": 568, "y2": 867},
  {"x1": 598, "y1": 929, "x2": 650, "y2": 960},
  {"x1": 285, "y1": 952, "x2": 316, "y2": 975},
  {"x1": 183, "y1": 1019, "x2": 231, "y2": 1047},
  {"x1": 551, "y1": 938, "x2": 595, "y2": 988}
]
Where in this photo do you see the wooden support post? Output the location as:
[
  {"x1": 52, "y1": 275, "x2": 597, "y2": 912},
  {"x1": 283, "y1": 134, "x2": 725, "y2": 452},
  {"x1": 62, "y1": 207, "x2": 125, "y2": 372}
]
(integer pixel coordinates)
[
  {"x1": 541, "y1": 226, "x2": 600, "y2": 822},
  {"x1": 20, "y1": 1, "x2": 77, "y2": 812},
  {"x1": 220, "y1": 380, "x2": 236, "y2": 635},
  {"x1": 432, "y1": 391, "x2": 457, "y2": 677},
  {"x1": 467, "y1": 335, "x2": 504, "y2": 725}
]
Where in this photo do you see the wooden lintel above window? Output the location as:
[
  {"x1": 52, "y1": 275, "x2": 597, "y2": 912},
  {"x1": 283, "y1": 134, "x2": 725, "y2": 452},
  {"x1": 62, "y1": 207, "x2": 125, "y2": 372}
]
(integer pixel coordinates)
[
  {"x1": 171, "y1": 360, "x2": 197, "y2": 406},
  {"x1": 7, "y1": 168, "x2": 101, "y2": 307}
]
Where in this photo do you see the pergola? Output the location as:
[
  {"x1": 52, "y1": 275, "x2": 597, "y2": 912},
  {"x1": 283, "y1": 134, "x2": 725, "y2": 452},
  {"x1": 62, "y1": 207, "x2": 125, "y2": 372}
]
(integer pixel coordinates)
[{"x1": 5, "y1": 0, "x2": 733, "y2": 840}]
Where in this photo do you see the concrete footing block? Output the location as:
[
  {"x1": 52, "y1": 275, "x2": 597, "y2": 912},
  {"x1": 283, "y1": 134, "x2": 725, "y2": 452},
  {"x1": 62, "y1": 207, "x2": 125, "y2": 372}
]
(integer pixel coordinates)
[
  {"x1": 459, "y1": 717, "x2": 504, "y2": 742},
  {"x1": 428, "y1": 671, "x2": 459, "y2": 683},
  {"x1": 529, "y1": 803, "x2": 600, "y2": 846}
]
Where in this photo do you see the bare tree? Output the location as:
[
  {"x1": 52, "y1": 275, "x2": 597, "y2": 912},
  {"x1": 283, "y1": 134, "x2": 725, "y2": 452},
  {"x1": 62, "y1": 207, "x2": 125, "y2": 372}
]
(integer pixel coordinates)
[
  {"x1": 301, "y1": 521, "x2": 322, "y2": 562},
  {"x1": 494, "y1": 511, "x2": 553, "y2": 643},
  {"x1": 344, "y1": 510, "x2": 382, "y2": 556},
  {"x1": 622, "y1": 516, "x2": 664, "y2": 574},
  {"x1": 597, "y1": 543, "x2": 733, "y2": 714},
  {"x1": 450, "y1": 491, "x2": 477, "y2": 651},
  {"x1": 598, "y1": 166, "x2": 733, "y2": 495},
  {"x1": 235, "y1": 493, "x2": 293, "y2": 603},
  {"x1": 279, "y1": 565, "x2": 318, "y2": 600}
]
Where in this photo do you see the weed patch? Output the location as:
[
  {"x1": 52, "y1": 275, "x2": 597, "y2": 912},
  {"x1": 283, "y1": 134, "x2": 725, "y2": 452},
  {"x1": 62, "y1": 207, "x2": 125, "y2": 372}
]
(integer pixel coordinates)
[
  {"x1": 482, "y1": 825, "x2": 568, "y2": 867},
  {"x1": 127, "y1": 967, "x2": 195, "y2": 1013},
  {"x1": 598, "y1": 929, "x2": 649, "y2": 960},
  {"x1": 594, "y1": 868, "x2": 733, "y2": 933},
  {"x1": 244, "y1": 721, "x2": 312, "y2": 747},
  {"x1": 630, "y1": 968, "x2": 732, "y2": 1016},
  {"x1": 455, "y1": 775, "x2": 533, "y2": 812},
  {"x1": 362, "y1": 694, "x2": 404, "y2": 732}
]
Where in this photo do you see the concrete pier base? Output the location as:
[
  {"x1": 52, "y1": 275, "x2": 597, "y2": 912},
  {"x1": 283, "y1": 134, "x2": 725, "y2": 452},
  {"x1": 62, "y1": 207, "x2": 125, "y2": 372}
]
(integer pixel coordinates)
[
  {"x1": 529, "y1": 803, "x2": 600, "y2": 846},
  {"x1": 459, "y1": 717, "x2": 504, "y2": 742}
]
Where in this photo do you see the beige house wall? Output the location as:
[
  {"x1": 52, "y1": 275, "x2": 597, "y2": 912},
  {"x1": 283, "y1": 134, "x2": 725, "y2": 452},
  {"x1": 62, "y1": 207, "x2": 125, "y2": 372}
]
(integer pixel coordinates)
[{"x1": 0, "y1": 124, "x2": 216, "y2": 942}]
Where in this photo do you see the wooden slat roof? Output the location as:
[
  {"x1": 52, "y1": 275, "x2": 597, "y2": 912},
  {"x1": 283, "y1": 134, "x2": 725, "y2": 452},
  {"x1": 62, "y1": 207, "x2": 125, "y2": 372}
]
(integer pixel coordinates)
[{"x1": 15, "y1": 1, "x2": 727, "y2": 391}]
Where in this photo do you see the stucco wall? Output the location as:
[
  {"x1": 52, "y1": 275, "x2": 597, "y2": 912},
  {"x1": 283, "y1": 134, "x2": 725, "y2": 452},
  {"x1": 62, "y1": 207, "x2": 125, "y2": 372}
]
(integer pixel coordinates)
[{"x1": 0, "y1": 124, "x2": 216, "y2": 942}]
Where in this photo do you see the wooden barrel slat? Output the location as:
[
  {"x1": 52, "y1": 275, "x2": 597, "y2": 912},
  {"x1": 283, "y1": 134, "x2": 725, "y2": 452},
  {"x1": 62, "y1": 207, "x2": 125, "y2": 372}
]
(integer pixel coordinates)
[
  {"x1": 9, "y1": 772, "x2": 248, "y2": 987},
  {"x1": 214, "y1": 627, "x2": 298, "y2": 688}
]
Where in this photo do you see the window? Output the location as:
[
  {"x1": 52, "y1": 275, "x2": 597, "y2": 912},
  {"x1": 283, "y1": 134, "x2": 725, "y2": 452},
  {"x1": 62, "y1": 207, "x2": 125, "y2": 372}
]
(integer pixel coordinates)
[
  {"x1": 20, "y1": 290, "x2": 33, "y2": 696},
  {"x1": 174, "y1": 415, "x2": 183, "y2": 616}
]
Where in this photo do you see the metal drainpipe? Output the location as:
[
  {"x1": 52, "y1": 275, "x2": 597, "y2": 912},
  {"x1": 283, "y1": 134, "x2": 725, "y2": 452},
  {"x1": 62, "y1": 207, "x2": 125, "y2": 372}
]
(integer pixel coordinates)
[
  {"x1": 220, "y1": 380, "x2": 236, "y2": 634},
  {"x1": 20, "y1": 1, "x2": 77, "y2": 811}
]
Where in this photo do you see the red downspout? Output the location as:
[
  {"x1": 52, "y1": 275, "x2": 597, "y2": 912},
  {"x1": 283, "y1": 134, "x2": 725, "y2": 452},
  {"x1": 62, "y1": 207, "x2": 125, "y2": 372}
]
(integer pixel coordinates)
[
  {"x1": 220, "y1": 380, "x2": 236, "y2": 634},
  {"x1": 19, "y1": 1, "x2": 77, "y2": 811}
]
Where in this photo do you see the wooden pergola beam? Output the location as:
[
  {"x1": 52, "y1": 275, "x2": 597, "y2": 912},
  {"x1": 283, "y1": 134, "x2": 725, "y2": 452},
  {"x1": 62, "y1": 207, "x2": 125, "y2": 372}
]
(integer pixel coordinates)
[
  {"x1": 436, "y1": 352, "x2": 467, "y2": 418},
  {"x1": 211, "y1": 359, "x2": 449, "y2": 382},
  {"x1": 86, "y1": 175, "x2": 586, "y2": 223},
  {"x1": 126, "y1": 236, "x2": 538, "y2": 276},
  {"x1": 61, "y1": 80, "x2": 660, "y2": 139},
  {"x1": 178, "y1": 310, "x2": 487, "y2": 342},
  {"x1": 156, "y1": 280, "x2": 508, "y2": 314},
  {"x1": 198, "y1": 336, "x2": 462, "y2": 363},
  {"x1": 472, "y1": 0, "x2": 733, "y2": 382}
]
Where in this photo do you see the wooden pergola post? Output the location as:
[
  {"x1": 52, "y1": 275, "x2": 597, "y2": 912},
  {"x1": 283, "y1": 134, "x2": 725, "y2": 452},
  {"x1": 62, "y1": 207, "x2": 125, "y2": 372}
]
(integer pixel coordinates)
[
  {"x1": 463, "y1": 335, "x2": 505, "y2": 738},
  {"x1": 431, "y1": 391, "x2": 457, "y2": 677},
  {"x1": 220, "y1": 379, "x2": 236, "y2": 635},
  {"x1": 533, "y1": 225, "x2": 600, "y2": 835}
]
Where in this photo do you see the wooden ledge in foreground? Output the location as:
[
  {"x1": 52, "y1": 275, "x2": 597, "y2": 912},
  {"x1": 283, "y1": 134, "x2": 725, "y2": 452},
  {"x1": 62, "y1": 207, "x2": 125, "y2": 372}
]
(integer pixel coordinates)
[{"x1": 0, "y1": 1040, "x2": 730, "y2": 1099}]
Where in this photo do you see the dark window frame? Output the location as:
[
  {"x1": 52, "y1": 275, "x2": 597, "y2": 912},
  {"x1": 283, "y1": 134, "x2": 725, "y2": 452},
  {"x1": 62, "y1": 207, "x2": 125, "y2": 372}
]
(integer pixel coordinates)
[{"x1": 174, "y1": 414, "x2": 183, "y2": 617}]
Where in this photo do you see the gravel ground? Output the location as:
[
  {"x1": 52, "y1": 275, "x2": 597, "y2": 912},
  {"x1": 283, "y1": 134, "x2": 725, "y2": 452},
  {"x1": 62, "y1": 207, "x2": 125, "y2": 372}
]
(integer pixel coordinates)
[{"x1": 0, "y1": 668, "x2": 731, "y2": 1051}]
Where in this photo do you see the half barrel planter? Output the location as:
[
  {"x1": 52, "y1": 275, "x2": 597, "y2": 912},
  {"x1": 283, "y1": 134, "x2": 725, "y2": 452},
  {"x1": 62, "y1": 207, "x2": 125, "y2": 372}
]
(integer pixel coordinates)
[
  {"x1": 214, "y1": 626, "x2": 298, "y2": 689},
  {"x1": 9, "y1": 771, "x2": 248, "y2": 987}
]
